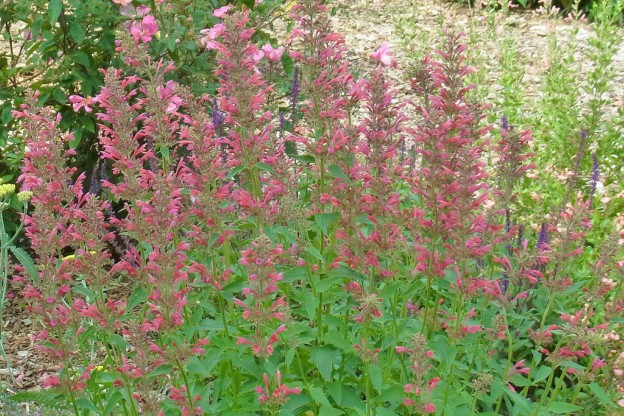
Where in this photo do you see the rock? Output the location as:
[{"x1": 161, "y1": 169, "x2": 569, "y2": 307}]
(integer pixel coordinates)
[{"x1": 530, "y1": 25, "x2": 549, "y2": 37}]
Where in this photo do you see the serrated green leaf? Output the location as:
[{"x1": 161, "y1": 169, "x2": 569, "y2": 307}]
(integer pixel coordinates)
[
  {"x1": 376, "y1": 409, "x2": 399, "y2": 416},
  {"x1": 322, "y1": 330, "x2": 352, "y2": 352},
  {"x1": 587, "y1": 382, "x2": 618, "y2": 408},
  {"x1": 309, "y1": 386, "x2": 332, "y2": 406},
  {"x1": 53, "y1": 87, "x2": 66, "y2": 105},
  {"x1": 532, "y1": 365, "x2": 550, "y2": 383},
  {"x1": 2, "y1": 107, "x2": 12, "y2": 124},
  {"x1": 226, "y1": 165, "x2": 245, "y2": 180},
  {"x1": 318, "y1": 405, "x2": 344, "y2": 416},
  {"x1": 102, "y1": 390, "x2": 123, "y2": 414},
  {"x1": 69, "y1": 21, "x2": 85, "y2": 44},
  {"x1": 9, "y1": 246, "x2": 38, "y2": 284},
  {"x1": 9, "y1": 390, "x2": 66, "y2": 409},
  {"x1": 310, "y1": 346, "x2": 336, "y2": 381},
  {"x1": 256, "y1": 162, "x2": 274, "y2": 174},
  {"x1": 159, "y1": 145, "x2": 170, "y2": 162},
  {"x1": 281, "y1": 52, "x2": 294, "y2": 76},
  {"x1": 126, "y1": 286, "x2": 147, "y2": 311},
  {"x1": 71, "y1": 51, "x2": 90, "y2": 67},
  {"x1": 76, "y1": 397, "x2": 98, "y2": 413},
  {"x1": 238, "y1": 0, "x2": 255, "y2": 9},
  {"x1": 186, "y1": 351, "x2": 221, "y2": 377},
  {"x1": 376, "y1": 385, "x2": 404, "y2": 403},
  {"x1": 72, "y1": 283, "x2": 94, "y2": 299},
  {"x1": 305, "y1": 245, "x2": 325, "y2": 263},
  {"x1": 548, "y1": 402, "x2": 582, "y2": 414},
  {"x1": 150, "y1": 364, "x2": 174, "y2": 377},
  {"x1": 315, "y1": 275, "x2": 341, "y2": 293},
  {"x1": 327, "y1": 164, "x2": 349, "y2": 181},
  {"x1": 369, "y1": 364, "x2": 382, "y2": 392},
  {"x1": 314, "y1": 212, "x2": 340, "y2": 236},
  {"x1": 327, "y1": 381, "x2": 343, "y2": 405},
  {"x1": 48, "y1": 0, "x2": 63, "y2": 25}
]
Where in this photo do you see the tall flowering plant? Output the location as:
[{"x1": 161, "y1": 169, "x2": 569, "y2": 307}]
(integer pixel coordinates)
[{"x1": 6, "y1": 1, "x2": 624, "y2": 415}]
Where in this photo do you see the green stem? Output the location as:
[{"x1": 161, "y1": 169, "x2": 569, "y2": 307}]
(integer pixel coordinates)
[
  {"x1": 539, "y1": 288, "x2": 556, "y2": 329},
  {"x1": 533, "y1": 364, "x2": 559, "y2": 416},
  {"x1": 217, "y1": 294, "x2": 230, "y2": 341},
  {"x1": 175, "y1": 357, "x2": 195, "y2": 410},
  {"x1": 0, "y1": 210, "x2": 13, "y2": 381}
]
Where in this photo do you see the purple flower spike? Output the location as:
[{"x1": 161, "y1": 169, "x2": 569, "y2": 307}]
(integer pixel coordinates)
[
  {"x1": 536, "y1": 222, "x2": 549, "y2": 251},
  {"x1": 501, "y1": 115, "x2": 509, "y2": 132}
]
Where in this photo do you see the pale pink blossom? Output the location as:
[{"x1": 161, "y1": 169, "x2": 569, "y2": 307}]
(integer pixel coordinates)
[
  {"x1": 261, "y1": 44, "x2": 285, "y2": 62},
  {"x1": 68, "y1": 95, "x2": 94, "y2": 112},
  {"x1": 112, "y1": 0, "x2": 132, "y2": 6},
  {"x1": 130, "y1": 15, "x2": 159, "y2": 43},
  {"x1": 371, "y1": 43, "x2": 396, "y2": 67},
  {"x1": 213, "y1": 5, "x2": 230, "y2": 18}
]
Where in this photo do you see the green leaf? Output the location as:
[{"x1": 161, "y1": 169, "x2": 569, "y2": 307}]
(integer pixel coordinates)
[
  {"x1": 226, "y1": 165, "x2": 245, "y2": 180},
  {"x1": 102, "y1": 390, "x2": 123, "y2": 414},
  {"x1": 238, "y1": 0, "x2": 255, "y2": 9},
  {"x1": 369, "y1": 364, "x2": 382, "y2": 392},
  {"x1": 186, "y1": 351, "x2": 221, "y2": 377},
  {"x1": 69, "y1": 21, "x2": 85, "y2": 44},
  {"x1": 314, "y1": 212, "x2": 340, "y2": 236},
  {"x1": 72, "y1": 283, "x2": 94, "y2": 299},
  {"x1": 48, "y1": 0, "x2": 63, "y2": 25},
  {"x1": 126, "y1": 287, "x2": 148, "y2": 311},
  {"x1": 2, "y1": 107, "x2": 12, "y2": 124},
  {"x1": 71, "y1": 51, "x2": 90, "y2": 67},
  {"x1": 327, "y1": 164, "x2": 349, "y2": 181},
  {"x1": 504, "y1": 389, "x2": 532, "y2": 414},
  {"x1": 532, "y1": 365, "x2": 551, "y2": 383},
  {"x1": 76, "y1": 397, "x2": 98, "y2": 413},
  {"x1": 322, "y1": 330, "x2": 353, "y2": 353},
  {"x1": 150, "y1": 364, "x2": 174, "y2": 377},
  {"x1": 376, "y1": 385, "x2": 404, "y2": 403},
  {"x1": 310, "y1": 346, "x2": 336, "y2": 381},
  {"x1": 159, "y1": 145, "x2": 170, "y2": 162},
  {"x1": 548, "y1": 402, "x2": 582, "y2": 414},
  {"x1": 309, "y1": 386, "x2": 332, "y2": 406},
  {"x1": 318, "y1": 406, "x2": 344, "y2": 416},
  {"x1": 509, "y1": 374, "x2": 531, "y2": 387},
  {"x1": 281, "y1": 52, "x2": 294, "y2": 77},
  {"x1": 315, "y1": 275, "x2": 341, "y2": 293},
  {"x1": 376, "y1": 409, "x2": 399, "y2": 416},
  {"x1": 327, "y1": 381, "x2": 343, "y2": 405},
  {"x1": 53, "y1": 87, "x2": 66, "y2": 105},
  {"x1": 305, "y1": 245, "x2": 325, "y2": 263},
  {"x1": 256, "y1": 162, "x2": 274, "y2": 174},
  {"x1": 9, "y1": 246, "x2": 38, "y2": 284},
  {"x1": 587, "y1": 382, "x2": 618, "y2": 408},
  {"x1": 8, "y1": 390, "x2": 65, "y2": 409}
]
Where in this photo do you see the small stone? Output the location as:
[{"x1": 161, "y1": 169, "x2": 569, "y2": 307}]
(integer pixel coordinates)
[{"x1": 530, "y1": 25, "x2": 549, "y2": 36}]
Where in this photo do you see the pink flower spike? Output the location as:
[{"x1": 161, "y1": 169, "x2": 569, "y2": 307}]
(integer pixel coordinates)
[
  {"x1": 371, "y1": 43, "x2": 396, "y2": 67},
  {"x1": 213, "y1": 5, "x2": 231, "y2": 18}
]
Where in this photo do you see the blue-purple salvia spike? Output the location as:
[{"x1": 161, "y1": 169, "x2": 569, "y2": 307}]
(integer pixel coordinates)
[{"x1": 536, "y1": 222, "x2": 549, "y2": 250}]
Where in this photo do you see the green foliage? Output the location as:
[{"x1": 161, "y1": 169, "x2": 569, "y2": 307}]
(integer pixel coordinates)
[{"x1": 0, "y1": 0, "x2": 287, "y2": 183}]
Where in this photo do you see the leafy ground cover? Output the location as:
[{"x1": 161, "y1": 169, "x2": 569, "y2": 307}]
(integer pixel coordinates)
[{"x1": 1, "y1": 0, "x2": 623, "y2": 415}]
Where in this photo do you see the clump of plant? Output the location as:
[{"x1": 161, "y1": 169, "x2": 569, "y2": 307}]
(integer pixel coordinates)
[{"x1": 5, "y1": 1, "x2": 624, "y2": 415}]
